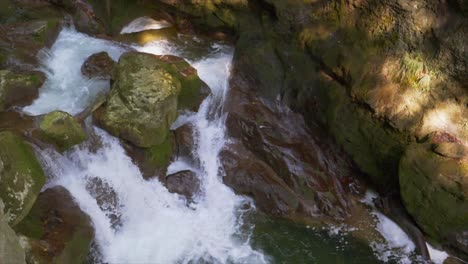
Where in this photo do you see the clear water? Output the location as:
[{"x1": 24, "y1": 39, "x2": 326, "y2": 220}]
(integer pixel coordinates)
[{"x1": 25, "y1": 25, "x2": 449, "y2": 264}]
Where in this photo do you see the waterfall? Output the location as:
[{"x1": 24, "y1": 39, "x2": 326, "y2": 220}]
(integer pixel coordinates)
[{"x1": 26, "y1": 27, "x2": 267, "y2": 263}]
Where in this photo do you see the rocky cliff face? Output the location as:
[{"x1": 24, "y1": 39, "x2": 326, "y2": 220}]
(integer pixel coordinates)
[{"x1": 149, "y1": 0, "x2": 468, "y2": 259}]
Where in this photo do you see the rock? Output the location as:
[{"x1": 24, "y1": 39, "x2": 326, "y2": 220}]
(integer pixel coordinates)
[
  {"x1": 220, "y1": 145, "x2": 300, "y2": 215},
  {"x1": 81, "y1": 51, "x2": 115, "y2": 79},
  {"x1": 38, "y1": 111, "x2": 86, "y2": 152},
  {"x1": 48, "y1": 0, "x2": 105, "y2": 35},
  {"x1": 0, "y1": 199, "x2": 26, "y2": 264},
  {"x1": 94, "y1": 52, "x2": 181, "y2": 147},
  {"x1": 399, "y1": 141, "x2": 468, "y2": 258},
  {"x1": 0, "y1": 131, "x2": 46, "y2": 225},
  {"x1": 124, "y1": 135, "x2": 174, "y2": 179},
  {"x1": 220, "y1": 74, "x2": 358, "y2": 219},
  {"x1": 14, "y1": 186, "x2": 94, "y2": 264},
  {"x1": 0, "y1": 70, "x2": 45, "y2": 111},
  {"x1": 173, "y1": 123, "x2": 196, "y2": 162},
  {"x1": 164, "y1": 170, "x2": 200, "y2": 200},
  {"x1": 94, "y1": 52, "x2": 206, "y2": 148},
  {"x1": 433, "y1": 143, "x2": 468, "y2": 159},
  {"x1": 0, "y1": 17, "x2": 64, "y2": 71}
]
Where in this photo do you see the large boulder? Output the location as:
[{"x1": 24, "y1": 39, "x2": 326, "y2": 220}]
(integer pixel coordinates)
[
  {"x1": 0, "y1": 199, "x2": 26, "y2": 264},
  {"x1": 94, "y1": 52, "x2": 205, "y2": 148},
  {"x1": 0, "y1": 70, "x2": 45, "y2": 111},
  {"x1": 399, "y1": 134, "x2": 468, "y2": 258},
  {"x1": 38, "y1": 111, "x2": 86, "y2": 152},
  {"x1": 15, "y1": 186, "x2": 94, "y2": 264},
  {"x1": 0, "y1": 131, "x2": 46, "y2": 225},
  {"x1": 94, "y1": 52, "x2": 181, "y2": 147}
]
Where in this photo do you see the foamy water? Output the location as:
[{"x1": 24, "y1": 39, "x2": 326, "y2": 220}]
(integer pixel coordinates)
[{"x1": 31, "y1": 27, "x2": 266, "y2": 263}]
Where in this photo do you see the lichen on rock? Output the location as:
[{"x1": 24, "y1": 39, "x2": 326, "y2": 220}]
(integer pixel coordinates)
[{"x1": 38, "y1": 111, "x2": 86, "y2": 152}]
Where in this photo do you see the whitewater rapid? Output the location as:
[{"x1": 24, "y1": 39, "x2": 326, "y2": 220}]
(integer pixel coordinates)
[{"x1": 27, "y1": 27, "x2": 267, "y2": 263}]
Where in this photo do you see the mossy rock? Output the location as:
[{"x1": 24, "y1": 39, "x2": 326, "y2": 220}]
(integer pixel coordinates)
[
  {"x1": 94, "y1": 52, "x2": 181, "y2": 147},
  {"x1": 0, "y1": 131, "x2": 45, "y2": 226},
  {"x1": 0, "y1": 70, "x2": 45, "y2": 111},
  {"x1": 95, "y1": 52, "x2": 205, "y2": 147},
  {"x1": 0, "y1": 199, "x2": 26, "y2": 264},
  {"x1": 39, "y1": 111, "x2": 86, "y2": 152},
  {"x1": 326, "y1": 82, "x2": 408, "y2": 190},
  {"x1": 15, "y1": 186, "x2": 94, "y2": 264},
  {"x1": 399, "y1": 142, "x2": 468, "y2": 257}
]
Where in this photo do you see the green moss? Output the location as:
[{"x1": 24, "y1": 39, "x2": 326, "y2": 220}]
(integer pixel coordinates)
[
  {"x1": 39, "y1": 111, "x2": 86, "y2": 152},
  {"x1": 400, "y1": 143, "x2": 468, "y2": 242},
  {"x1": 0, "y1": 131, "x2": 45, "y2": 225},
  {"x1": 143, "y1": 135, "x2": 173, "y2": 169}
]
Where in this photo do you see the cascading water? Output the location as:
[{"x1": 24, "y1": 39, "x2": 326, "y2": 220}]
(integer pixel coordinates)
[{"x1": 26, "y1": 27, "x2": 267, "y2": 263}]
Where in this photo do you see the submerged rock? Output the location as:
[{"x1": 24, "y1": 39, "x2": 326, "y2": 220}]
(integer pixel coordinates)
[
  {"x1": 81, "y1": 51, "x2": 115, "y2": 79},
  {"x1": 399, "y1": 135, "x2": 468, "y2": 258},
  {"x1": 0, "y1": 70, "x2": 45, "y2": 111},
  {"x1": 38, "y1": 111, "x2": 86, "y2": 152},
  {"x1": 0, "y1": 131, "x2": 45, "y2": 225},
  {"x1": 15, "y1": 186, "x2": 94, "y2": 264},
  {"x1": 0, "y1": 199, "x2": 26, "y2": 264}
]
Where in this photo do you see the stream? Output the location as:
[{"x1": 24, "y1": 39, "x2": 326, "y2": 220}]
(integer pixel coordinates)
[{"x1": 22, "y1": 23, "x2": 449, "y2": 264}]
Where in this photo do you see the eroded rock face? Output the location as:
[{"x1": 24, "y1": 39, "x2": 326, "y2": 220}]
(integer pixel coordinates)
[
  {"x1": 0, "y1": 70, "x2": 45, "y2": 111},
  {"x1": 399, "y1": 134, "x2": 468, "y2": 259},
  {"x1": 81, "y1": 51, "x2": 115, "y2": 79},
  {"x1": 38, "y1": 111, "x2": 86, "y2": 152},
  {"x1": 0, "y1": 131, "x2": 45, "y2": 225},
  {"x1": 220, "y1": 73, "x2": 358, "y2": 219},
  {"x1": 15, "y1": 186, "x2": 94, "y2": 264}
]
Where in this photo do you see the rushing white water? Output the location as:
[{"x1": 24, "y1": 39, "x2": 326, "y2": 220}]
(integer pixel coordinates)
[
  {"x1": 23, "y1": 29, "x2": 127, "y2": 115},
  {"x1": 33, "y1": 27, "x2": 266, "y2": 263}
]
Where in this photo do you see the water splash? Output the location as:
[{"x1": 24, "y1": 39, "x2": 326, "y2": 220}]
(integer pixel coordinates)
[{"x1": 32, "y1": 27, "x2": 266, "y2": 263}]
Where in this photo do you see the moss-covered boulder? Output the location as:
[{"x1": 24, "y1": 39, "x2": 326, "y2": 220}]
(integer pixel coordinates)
[
  {"x1": 0, "y1": 70, "x2": 45, "y2": 111},
  {"x1": 94, "y1": 52, "x2": 183, "y2": 148},
  {"x1": 15, "y1": 186, "x2": 94, "y2": 264},
  {"x1": 399, "y1": 138, "x2": 468, "y2": 258},
  {"x1": 0, "y1": 131, "x2": 45, "y2": 225},
  {"x1": 39, "y1": 111, "x2": 86, "y2": 152},
  {"x1": 94, "y1": 52, "x2": 179, "y2": 147},
  {"x1": 0, "y1": 199, "x2": 26, "y2": 264}
]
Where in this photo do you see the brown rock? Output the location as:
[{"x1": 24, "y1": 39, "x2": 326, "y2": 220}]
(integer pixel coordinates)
[
  {"x1": 164, "y1": 170, "x2": 200, "y2": 200},
  {"x1": 81, "y1": 52, "x2": 115, "y2": 79},
  {"x1": 15, "y1": 186, "x2": 94, "y2": 264},
  {"x1": 173, "y1": 123, "x2": 196, "y2": 162}
]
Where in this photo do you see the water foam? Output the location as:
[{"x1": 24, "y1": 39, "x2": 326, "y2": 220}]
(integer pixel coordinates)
[{"x1": 23, "y1": 28, "x2": 127, "y2": 115}]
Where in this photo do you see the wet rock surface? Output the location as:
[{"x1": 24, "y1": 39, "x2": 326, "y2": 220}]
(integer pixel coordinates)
[
  {"x1": 163, "y1": 170, "x2": 201, "y2": 200},
  {"x1": 15, "y1": 186, "x2": 94, "y2": 264},
  {"x1": 220, "y1": 71, "x2": 359, "y2": 219},
  {"x1": 81, "y1": 51, "x2": 115, "y2": 79}
]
